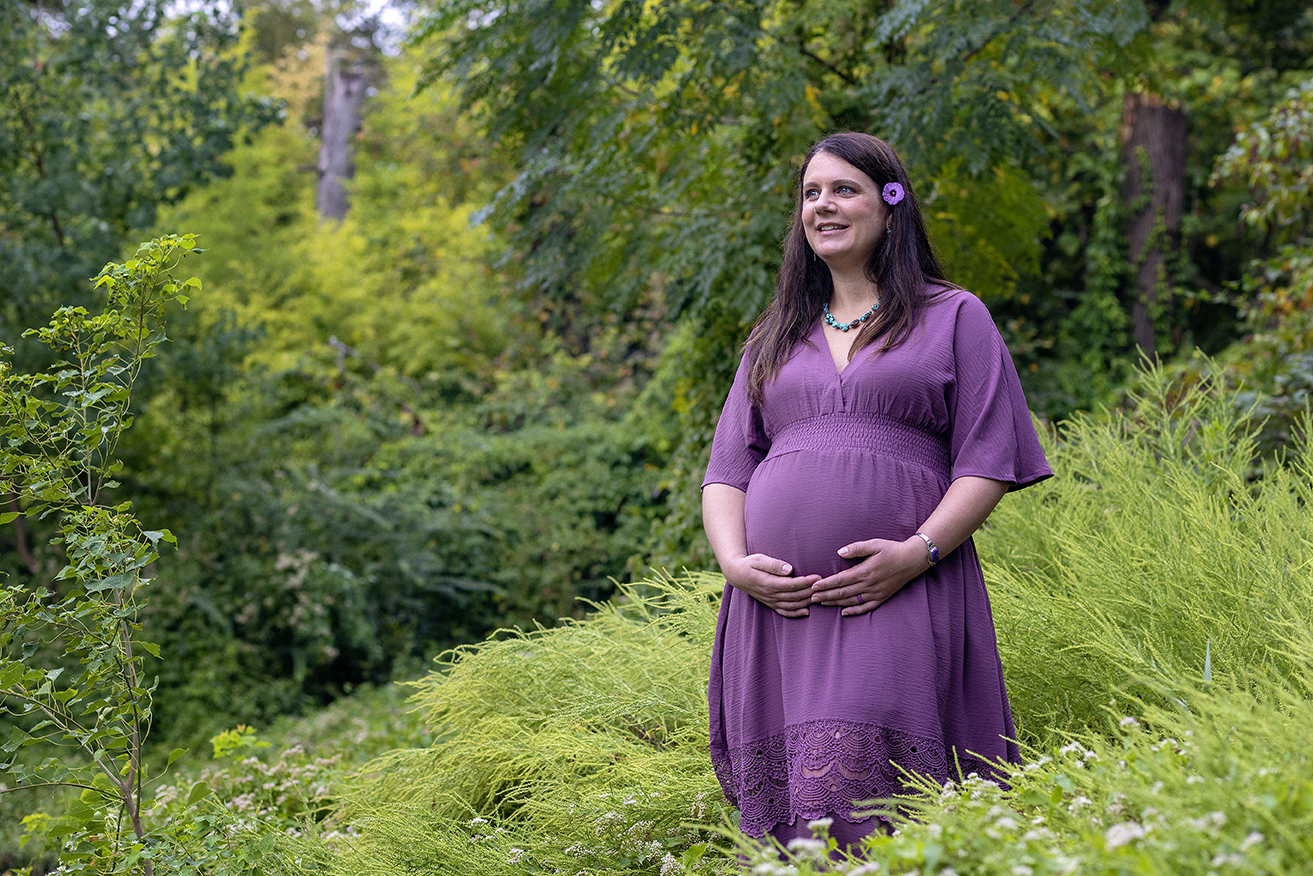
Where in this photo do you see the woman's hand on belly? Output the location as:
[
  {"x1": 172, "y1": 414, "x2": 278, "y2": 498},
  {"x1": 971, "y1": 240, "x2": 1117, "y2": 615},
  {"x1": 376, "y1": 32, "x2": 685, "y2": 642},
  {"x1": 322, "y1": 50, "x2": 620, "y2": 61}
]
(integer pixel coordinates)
[
  {"x1": 809, "y1": 536, "x2": 928, "y2": 616},
  {"x1": 721, "y1": 554, "x2": 821, "y2": 618},
  {"x1": 703, "y1": 483, "x2": 821, "y2": 618}
]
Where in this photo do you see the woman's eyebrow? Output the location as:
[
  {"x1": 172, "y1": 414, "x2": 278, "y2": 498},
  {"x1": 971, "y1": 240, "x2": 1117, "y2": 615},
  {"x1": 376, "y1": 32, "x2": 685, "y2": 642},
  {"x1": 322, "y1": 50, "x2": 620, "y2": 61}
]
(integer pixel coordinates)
[{"x1": 803, "y1": 177, "x2": 863, "y2": 189}]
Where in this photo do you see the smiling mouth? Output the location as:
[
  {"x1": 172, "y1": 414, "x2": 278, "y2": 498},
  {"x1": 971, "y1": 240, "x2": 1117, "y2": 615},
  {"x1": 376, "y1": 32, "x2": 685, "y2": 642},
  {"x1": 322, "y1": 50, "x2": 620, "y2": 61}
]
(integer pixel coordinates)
[{"x1": 816, "y1": 224, "x2": 847, "y2": 232}]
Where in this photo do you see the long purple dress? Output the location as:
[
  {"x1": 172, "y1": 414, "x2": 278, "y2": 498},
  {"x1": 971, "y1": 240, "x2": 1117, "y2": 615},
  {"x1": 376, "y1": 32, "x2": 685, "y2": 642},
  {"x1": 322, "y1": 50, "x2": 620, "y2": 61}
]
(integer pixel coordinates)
[{"x1": 702, "y1": 288, "x2": 1052, "y2": 844}]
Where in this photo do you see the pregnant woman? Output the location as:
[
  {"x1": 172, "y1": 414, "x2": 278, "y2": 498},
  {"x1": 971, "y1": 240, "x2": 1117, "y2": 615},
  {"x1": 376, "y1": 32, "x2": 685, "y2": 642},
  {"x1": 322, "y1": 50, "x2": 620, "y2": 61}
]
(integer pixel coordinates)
[{"x1": 701, "y1": 132, "x2": 1052, "y2": 849}]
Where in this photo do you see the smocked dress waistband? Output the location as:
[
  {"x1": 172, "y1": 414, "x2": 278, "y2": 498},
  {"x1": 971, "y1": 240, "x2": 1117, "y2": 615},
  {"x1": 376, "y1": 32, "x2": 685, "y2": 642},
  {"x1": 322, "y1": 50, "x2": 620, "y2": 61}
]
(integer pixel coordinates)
[{"x1": 764, "y1": 412, "x2": 950, "y2": 476}]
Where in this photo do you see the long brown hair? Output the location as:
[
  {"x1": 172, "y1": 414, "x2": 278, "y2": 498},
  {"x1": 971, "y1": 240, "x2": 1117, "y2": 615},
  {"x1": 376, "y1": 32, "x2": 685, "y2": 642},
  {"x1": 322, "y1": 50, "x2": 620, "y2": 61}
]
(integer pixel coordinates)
[{"x1": 746, "y1": 132, "x2": 953, "y2": 404}]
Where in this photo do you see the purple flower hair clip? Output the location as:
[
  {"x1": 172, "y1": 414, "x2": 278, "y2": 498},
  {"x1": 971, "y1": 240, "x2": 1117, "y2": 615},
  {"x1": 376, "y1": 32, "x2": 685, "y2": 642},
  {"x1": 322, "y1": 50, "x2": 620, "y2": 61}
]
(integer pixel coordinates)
[{"x1": 882, "y1": 182, "x2": 904, "y2": 206}]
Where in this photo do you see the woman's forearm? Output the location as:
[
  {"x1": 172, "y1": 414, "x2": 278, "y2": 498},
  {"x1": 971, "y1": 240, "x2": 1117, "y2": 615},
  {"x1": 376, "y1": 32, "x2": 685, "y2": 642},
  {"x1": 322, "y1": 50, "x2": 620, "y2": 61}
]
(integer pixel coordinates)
[
  {"x1": 702, "y1": 483, "x2": 751, "y2": 569},
  {"x1": 914, "y1": 475, "x2": 1010, "y2": 560}
]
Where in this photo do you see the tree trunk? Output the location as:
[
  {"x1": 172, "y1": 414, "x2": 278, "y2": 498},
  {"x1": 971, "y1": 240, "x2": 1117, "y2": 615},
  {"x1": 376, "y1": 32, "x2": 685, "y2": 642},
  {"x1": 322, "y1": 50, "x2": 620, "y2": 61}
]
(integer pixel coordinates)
[
  {"x1": 316, "y1": 50, "x2": 367, "y2": 220},
  {"x1": 1121, "y1": 91, "x2": 1188, "y2": 361},
  {"x1": 4, "y1": 492, "x2": 38, "y2": 575}
]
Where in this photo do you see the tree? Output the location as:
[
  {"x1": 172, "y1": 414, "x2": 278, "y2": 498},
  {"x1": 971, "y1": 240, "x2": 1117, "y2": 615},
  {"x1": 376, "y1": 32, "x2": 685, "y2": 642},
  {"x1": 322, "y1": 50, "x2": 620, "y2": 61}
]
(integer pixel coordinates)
[
  {"x1": 1, "y1": 236, "x2": 196, "y2": 876},
  {"x1": 0, "y1": 0, "x2": 281, "y2": 346},
  {"x1": 0, "y1": 0, "x2": 280, "y2": 580},
  {"x1": 410, "y1": 0, "x2": 1146, "y2": 323}
]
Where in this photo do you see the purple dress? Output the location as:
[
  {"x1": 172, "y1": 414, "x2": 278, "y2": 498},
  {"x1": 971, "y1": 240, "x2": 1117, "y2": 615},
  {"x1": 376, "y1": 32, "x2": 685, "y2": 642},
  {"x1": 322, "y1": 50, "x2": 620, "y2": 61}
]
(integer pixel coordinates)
[{"x1": 702, "y1": 289, "x2": 1052, "y2": 842}]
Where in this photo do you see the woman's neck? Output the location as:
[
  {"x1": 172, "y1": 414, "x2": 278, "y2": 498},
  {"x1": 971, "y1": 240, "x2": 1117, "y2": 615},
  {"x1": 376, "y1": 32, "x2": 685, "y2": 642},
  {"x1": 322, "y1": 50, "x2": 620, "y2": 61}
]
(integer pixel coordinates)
[{"x1": 828, "y1": 270, "x2": 880, "y2": 315}]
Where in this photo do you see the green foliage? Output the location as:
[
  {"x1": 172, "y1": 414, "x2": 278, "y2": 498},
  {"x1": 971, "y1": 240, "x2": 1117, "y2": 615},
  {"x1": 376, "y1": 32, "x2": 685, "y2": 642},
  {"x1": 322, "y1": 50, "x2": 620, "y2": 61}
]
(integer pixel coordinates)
[
  {"x1": 1206, "y1": 76, "x2": 1313, "y2": 455},
  {"x1": 410, "y1": 0, "x2": 1145, "y2": 330},
  {"x1": 0, "y1": 235, "x2": 197, "y2": 875},
  {"x1": 0, "y1": 1, "x2": 280, "y2": 349},
  {"x1": 335, "y1": 572, "x2": 728, "y2": 876},
  {"x1": 285, "y1": 363, "x2": 1313, "y2": 876},
  {"x1": 1214, "y1": 78, "x2": 1313, "y2": 241},
  {"x1": 981, "y1": 361, "x2": 1313, "y2": 743}
]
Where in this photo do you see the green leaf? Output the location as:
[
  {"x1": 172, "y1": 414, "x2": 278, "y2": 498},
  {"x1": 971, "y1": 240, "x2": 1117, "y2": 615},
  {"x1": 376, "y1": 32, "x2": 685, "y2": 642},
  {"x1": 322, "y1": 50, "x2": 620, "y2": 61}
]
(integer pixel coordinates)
[
  {"x1": 137, "y1": 640, "x2": 161, "y2": 659},
  {"x1": 0, "y1": 663, "x2": 23, "y2": 688},
  {"x1": 65, "y1": 797, "x2": 96, "y2": 821},
  {"x1": 0, "y1": 511, "x2": 19, "y2": 525},
  {"x1": 2, "y1": 725, "x2": 32, "y2": 753},
  {"x1": 186, "y1": 781, "x2": 211, "y2": 807},
  {"x1": 166, "y1": 747, "x2": 187, "y2": 768},
  {"x1": 86, "y1": 572, "x2": 133, "y2": 593}
]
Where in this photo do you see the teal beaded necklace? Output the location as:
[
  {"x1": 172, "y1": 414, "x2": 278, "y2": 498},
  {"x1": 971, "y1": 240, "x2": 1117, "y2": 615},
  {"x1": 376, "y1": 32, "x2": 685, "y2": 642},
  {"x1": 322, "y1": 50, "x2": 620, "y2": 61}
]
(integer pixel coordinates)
[{"x1": 822, "y1": 299, "x2": 880, "y2": 332}]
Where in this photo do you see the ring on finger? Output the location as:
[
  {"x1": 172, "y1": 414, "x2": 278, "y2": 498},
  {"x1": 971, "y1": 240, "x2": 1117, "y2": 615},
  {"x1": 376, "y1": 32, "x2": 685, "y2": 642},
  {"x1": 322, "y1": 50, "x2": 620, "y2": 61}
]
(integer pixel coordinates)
[{"x1": 856, "y1": 594, "x2": 864, "y2": 604}]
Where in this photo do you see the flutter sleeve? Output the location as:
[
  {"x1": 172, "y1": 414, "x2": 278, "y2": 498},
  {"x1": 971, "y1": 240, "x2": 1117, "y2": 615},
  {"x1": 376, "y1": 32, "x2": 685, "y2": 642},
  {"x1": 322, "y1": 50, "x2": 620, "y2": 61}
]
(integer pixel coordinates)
[
  {"x1": 947, "y1": 295, "x2": 1053, "y2": 491},
  {"x1": 702, "y1": 353, "x2": 771, "y2": 492}
]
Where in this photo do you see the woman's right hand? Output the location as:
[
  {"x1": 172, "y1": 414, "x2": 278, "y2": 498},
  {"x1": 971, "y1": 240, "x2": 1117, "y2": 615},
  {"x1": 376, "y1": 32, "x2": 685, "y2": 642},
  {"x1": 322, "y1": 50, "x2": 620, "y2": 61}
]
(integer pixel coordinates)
[{"x1": 720, "y1": 554, "x2": 819, "y2": 618}]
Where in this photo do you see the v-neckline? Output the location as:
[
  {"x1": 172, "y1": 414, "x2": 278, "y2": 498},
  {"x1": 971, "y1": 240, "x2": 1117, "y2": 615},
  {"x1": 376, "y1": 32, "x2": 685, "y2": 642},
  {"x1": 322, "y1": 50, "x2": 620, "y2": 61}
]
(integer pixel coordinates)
[{"x1": 815, "y1": 318, "x2": 863, "y2": 377}]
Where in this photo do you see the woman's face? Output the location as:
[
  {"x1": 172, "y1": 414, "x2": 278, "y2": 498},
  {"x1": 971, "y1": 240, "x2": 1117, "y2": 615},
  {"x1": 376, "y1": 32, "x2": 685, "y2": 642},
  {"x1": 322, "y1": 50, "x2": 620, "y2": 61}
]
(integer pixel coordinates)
[{"x1": 801, "y1": 151, "x2": 890, "y2": 274}]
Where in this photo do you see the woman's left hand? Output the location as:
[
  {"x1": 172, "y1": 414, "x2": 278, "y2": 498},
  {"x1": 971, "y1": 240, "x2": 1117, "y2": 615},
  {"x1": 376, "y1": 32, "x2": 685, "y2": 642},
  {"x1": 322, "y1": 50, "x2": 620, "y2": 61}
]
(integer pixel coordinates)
[{"x1": 810, "y1": 536, "x2": 929, "y2": 616}]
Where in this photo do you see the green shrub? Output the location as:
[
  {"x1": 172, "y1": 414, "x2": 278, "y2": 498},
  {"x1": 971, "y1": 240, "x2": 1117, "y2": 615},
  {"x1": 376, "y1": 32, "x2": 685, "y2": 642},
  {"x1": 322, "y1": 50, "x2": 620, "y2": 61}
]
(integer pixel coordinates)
[
  {"x1": 334, "y1": 572, "x2": 728, "y2": 876},
  {"x1": 980, "y1": 361, "x2": 1313, "y2": 744}
]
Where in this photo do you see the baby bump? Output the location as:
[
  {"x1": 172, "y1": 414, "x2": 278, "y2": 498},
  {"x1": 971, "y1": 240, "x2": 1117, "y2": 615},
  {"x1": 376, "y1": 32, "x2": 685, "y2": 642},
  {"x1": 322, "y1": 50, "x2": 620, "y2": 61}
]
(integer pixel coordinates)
[{"x1": 743, "y1": 451, "x2": 944, "y2": 578}]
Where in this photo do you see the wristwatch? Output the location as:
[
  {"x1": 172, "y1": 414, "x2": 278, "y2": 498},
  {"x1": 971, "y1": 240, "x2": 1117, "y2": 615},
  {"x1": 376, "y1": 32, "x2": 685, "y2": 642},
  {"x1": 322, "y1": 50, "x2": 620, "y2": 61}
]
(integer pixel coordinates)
[{"x1": 915, "y1": 532, "x2": 940, "y2": 566}]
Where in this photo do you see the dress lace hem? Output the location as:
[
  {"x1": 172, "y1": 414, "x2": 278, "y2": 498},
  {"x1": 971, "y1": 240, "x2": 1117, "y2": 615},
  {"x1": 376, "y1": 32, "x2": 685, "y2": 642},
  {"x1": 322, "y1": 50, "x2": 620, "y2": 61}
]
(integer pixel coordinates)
[{"x1": 710, "y1": 718, "x2": 1000, "y2": 837}]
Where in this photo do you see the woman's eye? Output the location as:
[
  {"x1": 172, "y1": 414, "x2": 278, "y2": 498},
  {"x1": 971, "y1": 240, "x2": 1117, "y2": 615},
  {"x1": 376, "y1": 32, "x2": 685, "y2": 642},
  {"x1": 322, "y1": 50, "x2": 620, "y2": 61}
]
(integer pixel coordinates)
[
  {"x1": 804, "y1": 188, "x2": 819, "y2": 199},
  {"x1": 837, "y1": 185, "x2": 855, "y2": 194}
]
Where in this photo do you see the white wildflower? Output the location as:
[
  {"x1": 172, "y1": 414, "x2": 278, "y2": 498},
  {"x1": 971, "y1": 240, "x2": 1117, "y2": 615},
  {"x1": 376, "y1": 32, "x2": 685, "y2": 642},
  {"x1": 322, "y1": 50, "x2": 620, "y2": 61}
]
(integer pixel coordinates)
[
  {"x1": 785, "y1": 837, "x2": 827, "y2": 858},
  {"x1": 688, "y1": 792, "x2": 708, "y2": 819},
  {"x1": 469, "y1": 816, "x2": 488, "y2": 826},
  {"x1": 807, "y1": 817, "x2": 834, "y2": 832},
  {"x1": 1104, "y1": 821, "x2": 1149, "y2": 850},
  {"x1": 1240, "y1": 832, "x2": 1264, "y2": 850},
  {"x1": 1067, "y1": 796, "x2": 1093, "y2": 812},
  {"x1": 994, "y1": 816, "x2": 1019, "y2": 832},
  {"x1": 660, "y1": 852, "x2": 681, "y2": 876},
  {"x1": 1119, "y1": 716, "x2": 1140, "y2": 728},
  {"x1": 507, "y1": 848, "x2": 526, "y2": 865},
  {"x1": 1186, "y1": 811, "x2": 1226, "y2": 833},
  {"x1": 1012, "y1": 866, "x2": 1033, "y2": 876}
]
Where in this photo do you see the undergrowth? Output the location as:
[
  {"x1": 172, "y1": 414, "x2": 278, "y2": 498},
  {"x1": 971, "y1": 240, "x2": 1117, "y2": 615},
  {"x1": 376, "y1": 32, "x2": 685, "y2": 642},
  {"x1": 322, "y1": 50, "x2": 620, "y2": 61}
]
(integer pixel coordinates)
[
  {"x1": 313, "y1": 363, "x2": 1313, "y2": 876},
  {"x1": 334, "y1": 573, "x2": 728, "y2": 876},
  {"x1": 13, "y1": 363, "x2": 1309, "y2": 875},
  {"x1": 981, "y1": 362, "x2": 1313, "y2": 744}
]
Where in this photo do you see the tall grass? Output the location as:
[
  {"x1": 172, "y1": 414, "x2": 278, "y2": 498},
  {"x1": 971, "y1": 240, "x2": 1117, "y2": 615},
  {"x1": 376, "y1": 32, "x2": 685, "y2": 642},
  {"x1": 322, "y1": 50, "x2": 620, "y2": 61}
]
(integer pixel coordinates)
[
  {"x1": 981, "y1": 364, "x2": 1313, "y2": 743},
  {"x1": 308, "y1": 364, "x2": 1313, "y2": 875},
  {"x1": 333, "y1": 573, "x2": 729, "y2": 876}
]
